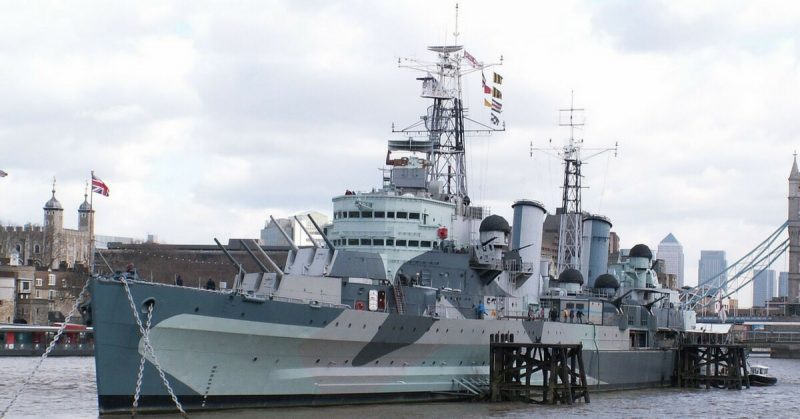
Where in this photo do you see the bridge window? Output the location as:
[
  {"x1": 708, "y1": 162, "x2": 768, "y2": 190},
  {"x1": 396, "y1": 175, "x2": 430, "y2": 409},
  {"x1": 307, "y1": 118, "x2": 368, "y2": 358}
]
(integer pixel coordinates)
[
  {"x1": 387, "y1": 212, "x2": 395, "y2": 218},
  {"x1": 373, "y1": 239, "x2": 385, "y2": 246},
  {"x1": 409, "y1": 212, "x2": 420, "y2": 220},
  {"x1": 361, "y1": 211, "x2": 373, "y2": 218},
  {"x1": 396, "y1": 211, "x2": 407, "y2": 219},
  {"x1": 374, "y1": 211, "x2": 385, "y2": 218},
  {"x1": 386, "y1": 239, "x2": 394, "y2": 246},
  {"x1": 348, "y1": 239, "x2": 358, "y2": 246},
  {"x1": 396, "y1": 240, "x2": 407, "y2": 247},
  {"x1": 408, "y1": 240, "x2": 419, "y2": 247},
  {"x1": 348, "y1": 211, "x2": 360, "y2": 218},
  {"x1": 421, "y1": 241, "x2": 431, "y2": 248},
  {"x1": 360, "y1": 239, "x2": 371, "y2": 246}
]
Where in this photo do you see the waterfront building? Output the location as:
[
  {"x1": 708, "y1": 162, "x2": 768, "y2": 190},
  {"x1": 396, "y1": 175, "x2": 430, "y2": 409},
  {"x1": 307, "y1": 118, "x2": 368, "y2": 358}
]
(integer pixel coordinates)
[
  {"x1": 0, "y1": 276, "x2": 14, "y2": 323},
  {"x1": 752, "y1": 268, "x2": 776, "y2": 307},
  {"x1": 260, "y1": 211, "x2": 329, "y2": 247},
  {"x1": 608, "y1": 231, "x2": 620, "y2": 255},
  {"x1": 0, "y1": 181, "x2": 93, "y2": 270},
  {"x1": 698, "y1": 250, "x2": 727, "y2": 291},
  {"x1": 778, "y1": 271, "x2": 789, "y2": 297},
  {"x1": 657, "y1": 233, "x2": 685, "y2": 288}
]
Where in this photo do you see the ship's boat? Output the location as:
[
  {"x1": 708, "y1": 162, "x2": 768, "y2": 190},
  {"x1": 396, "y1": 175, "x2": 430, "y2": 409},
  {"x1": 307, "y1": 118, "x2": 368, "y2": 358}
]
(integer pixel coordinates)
[{"x1": 748, "y1": 364, "x2": 777, "y2": 386}]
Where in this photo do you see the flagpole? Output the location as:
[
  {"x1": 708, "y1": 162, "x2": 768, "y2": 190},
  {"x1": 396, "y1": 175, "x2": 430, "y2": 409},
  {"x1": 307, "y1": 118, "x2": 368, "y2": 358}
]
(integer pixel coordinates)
[{"x1": 90, "y1": 170, "x2": 95, "y2": 275}]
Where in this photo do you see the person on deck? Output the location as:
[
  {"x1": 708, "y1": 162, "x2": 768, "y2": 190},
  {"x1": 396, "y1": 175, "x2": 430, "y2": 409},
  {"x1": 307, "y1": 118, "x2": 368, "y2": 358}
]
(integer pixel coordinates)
[
  {"x1": 175, "y1": 275, "x2": 183, "y2": 286},
  {"x1": 205, "y1": 278, "x2": 216, "y2": 290}
]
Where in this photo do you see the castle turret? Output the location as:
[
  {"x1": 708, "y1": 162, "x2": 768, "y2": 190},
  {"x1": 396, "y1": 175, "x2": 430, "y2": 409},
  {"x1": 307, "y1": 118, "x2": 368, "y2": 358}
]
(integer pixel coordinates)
[
  {"x1": 43, "y1": 178, "x2": 63, "y2": 230},
  {"x1": 78, "y1": 188, "x2": 93, "y2": 232},
  {"x1": 788, "y1": 155, "x2": 800, "y2": 302}
]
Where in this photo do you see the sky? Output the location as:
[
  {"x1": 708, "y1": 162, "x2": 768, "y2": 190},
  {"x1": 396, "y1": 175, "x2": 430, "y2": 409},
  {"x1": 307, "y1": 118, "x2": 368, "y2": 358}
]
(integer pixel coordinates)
[{"x1": 1, "y1": 0, "x2": 799, "y2": 307}]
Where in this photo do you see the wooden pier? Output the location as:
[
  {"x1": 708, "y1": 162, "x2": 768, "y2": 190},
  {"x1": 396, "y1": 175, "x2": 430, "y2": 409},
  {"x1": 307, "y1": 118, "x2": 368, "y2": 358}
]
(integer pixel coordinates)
[
  {"x1": 675, "y1": 332, "x2": 750, "y2": 390},
  {"x1": 489, "y1": 334, "x2": 589, "y2": 404}
]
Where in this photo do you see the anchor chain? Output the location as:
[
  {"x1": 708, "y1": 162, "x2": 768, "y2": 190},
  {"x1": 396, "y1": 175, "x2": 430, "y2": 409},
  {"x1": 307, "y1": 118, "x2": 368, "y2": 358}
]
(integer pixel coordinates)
[
  {"x1": 0, "y1": 276, "x2": 92, "y2": 418},
  {"x1": 120, "y1": 278, "x2": 187, "y2": 417},
  {"x1": 132, "y1": 302, "x2": 154, "y2": 415}
]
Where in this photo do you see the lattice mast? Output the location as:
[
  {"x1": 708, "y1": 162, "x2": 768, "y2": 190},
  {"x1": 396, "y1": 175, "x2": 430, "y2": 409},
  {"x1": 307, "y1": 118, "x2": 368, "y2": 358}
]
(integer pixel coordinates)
[
  {"x1": 557, "y1": 96, "x2": 585, "y2": 273},
  {"x1": 395, "y1": 4, "x2": 501, "y2": 206},
  {"x1": 532, "y1": 94, "x2": 617, "y2": 274}
]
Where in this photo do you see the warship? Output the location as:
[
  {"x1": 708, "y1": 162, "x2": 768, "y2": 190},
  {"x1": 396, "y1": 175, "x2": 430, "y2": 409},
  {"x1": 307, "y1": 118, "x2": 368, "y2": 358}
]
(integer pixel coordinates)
[{"x1": 86, "y1": 35, "x2": 698, "y2": 414}]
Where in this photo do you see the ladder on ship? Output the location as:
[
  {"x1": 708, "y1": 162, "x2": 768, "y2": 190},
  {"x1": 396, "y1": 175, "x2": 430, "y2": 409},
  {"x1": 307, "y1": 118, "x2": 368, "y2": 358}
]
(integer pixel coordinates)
[{"x1": 392, "y1": 284, "x2": 406, "y2": 315}]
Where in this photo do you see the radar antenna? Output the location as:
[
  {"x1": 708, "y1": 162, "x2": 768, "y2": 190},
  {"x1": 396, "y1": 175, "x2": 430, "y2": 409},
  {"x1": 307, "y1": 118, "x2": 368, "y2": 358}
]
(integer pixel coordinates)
[
  {"x1": 393, "y1": 3, "x2": 502, "y2": 205},
  {"x1": 531, "y1": 92, "x2": 618, "y2": 274}
]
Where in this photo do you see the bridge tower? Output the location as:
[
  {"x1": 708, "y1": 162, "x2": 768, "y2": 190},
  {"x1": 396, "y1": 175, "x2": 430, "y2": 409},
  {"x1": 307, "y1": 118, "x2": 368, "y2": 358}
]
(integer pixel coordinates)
[{"x1": 788, "y1": 154, "x2": 800, "y2": 302}]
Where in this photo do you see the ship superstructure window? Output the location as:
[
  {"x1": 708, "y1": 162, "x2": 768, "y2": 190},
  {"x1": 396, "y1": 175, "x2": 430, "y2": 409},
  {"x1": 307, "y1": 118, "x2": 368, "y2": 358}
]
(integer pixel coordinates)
[
  {"x1": 386, "y1": 239, "x2": 394, "y2": 246},
  {"x1": 421, "y1": 241, "x2": 432, "y2": 248},
  {"x1": 334, "y1": 212, "x2": 341, "y2": 219},
  {"x1": 373, "y1": 239, "x2": 385, "y2": 246},
  {"x1": 396, "y1": 240, "x2": 407, "y2": 246},
  {"x1": 374, "y1": 211, "x2": 385, "y2": 218},
  {"x1": 387, "y1": 211, "x2": 395, "y2": 218},
  {"x1": 408, "y1": 240, "x2": 419, "y2": 247},
  {"x1": 360, "y1": 239, "x2": 371, "y2": 246},
  {"x1": 348, "y1": 239, "x2": 358, "y2": 245},
  {"x1": 409, "y1": 212, "x2": 420, "y2": 220},
  {"x1": 397, "y1": 211, "x2": 408, "y2": 219},
  {"x1": 361, "y1": 211, "x2": 373, "y2": 218},
  {"x1": 348, "y1": 211, "x2": 360, "y2": 218}
]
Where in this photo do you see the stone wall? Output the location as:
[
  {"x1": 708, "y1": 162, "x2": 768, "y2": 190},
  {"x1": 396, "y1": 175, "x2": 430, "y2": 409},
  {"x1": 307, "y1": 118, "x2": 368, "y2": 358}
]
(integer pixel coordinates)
[{"x1": 97, "y1": 245, "x2": 288, "y2": 289}]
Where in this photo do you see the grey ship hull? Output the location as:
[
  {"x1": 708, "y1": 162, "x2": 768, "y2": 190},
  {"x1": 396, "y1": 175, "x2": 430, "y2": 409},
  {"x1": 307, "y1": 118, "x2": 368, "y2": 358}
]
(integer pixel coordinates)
[{"x1": 91, "y1": 278, "x2": 675, "y2": 414}]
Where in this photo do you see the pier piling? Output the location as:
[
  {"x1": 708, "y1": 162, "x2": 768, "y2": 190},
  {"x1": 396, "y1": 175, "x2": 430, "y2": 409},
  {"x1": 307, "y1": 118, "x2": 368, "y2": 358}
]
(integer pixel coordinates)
[{"x1": 489, "y1": 334, "x2": 588, "y2": 404}]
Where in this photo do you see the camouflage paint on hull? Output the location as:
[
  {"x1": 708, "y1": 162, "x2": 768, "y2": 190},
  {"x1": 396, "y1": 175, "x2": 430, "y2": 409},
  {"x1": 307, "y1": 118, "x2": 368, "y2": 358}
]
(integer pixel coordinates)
[{"x1": 91, "y1": 278, "x2": 675, "y2": 414}]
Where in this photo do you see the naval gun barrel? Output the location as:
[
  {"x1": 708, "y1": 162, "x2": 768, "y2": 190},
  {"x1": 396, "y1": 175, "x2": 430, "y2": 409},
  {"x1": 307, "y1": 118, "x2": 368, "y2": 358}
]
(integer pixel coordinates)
[
  {"x1": 270, "y1": 215, "x2": 299, "y2": 252},
  {"x1": 240, "y1": 239, "x2": 285, "y2": 280},
  {"x1": 307, "y1": 214, "x2": 336, "y2": 252},
  {"x1": 239, "y1": 239, "x2": 270, "y2": 273},
  {"x1": 214, "y1": 238, "x2": 246, "y2": 274},
  {"x1": 293, "y1": 216, "x2": 320, "y2": 248}
]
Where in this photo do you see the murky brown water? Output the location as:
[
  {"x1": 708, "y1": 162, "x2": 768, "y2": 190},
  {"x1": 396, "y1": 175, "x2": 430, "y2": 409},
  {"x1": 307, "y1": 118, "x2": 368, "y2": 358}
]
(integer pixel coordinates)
[{"x1": 0, "y1": 355, "x2": 797, "y2": 418}]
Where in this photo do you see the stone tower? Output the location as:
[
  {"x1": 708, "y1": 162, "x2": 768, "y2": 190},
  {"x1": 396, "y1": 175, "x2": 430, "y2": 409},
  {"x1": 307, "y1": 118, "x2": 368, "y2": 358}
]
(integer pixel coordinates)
[
  {"x1": 43, "y1": 178, "x2": 64, "y2": 230},
  {"x1": 78, "y1": 189, "x2": 93, "y2": 232},
  {"x1": 788, "y1": 155, "x2": 800, "y2": 302},
  {"x1": 43, "y1": 178, "x2": 64, "y2": 268}
]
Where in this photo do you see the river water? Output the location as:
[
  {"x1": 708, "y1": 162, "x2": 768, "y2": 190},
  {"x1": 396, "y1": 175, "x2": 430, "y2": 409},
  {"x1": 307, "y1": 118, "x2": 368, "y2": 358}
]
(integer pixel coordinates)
[{"x1": 0, "y1": 355, "x2": 798, "y2": 418}]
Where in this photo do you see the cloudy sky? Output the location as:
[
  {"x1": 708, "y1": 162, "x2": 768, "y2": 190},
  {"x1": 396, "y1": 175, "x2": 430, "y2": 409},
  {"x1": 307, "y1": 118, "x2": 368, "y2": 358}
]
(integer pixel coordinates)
[{"x1": 1, "y1": 1, "x2": 798, "y2": 306}]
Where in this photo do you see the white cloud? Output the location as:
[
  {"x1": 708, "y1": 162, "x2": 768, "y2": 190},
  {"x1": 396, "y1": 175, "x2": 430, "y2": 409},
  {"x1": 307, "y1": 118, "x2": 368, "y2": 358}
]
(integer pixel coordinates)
[{"x1": 1, "y1": 0, "x2": 799, "y2": 307}]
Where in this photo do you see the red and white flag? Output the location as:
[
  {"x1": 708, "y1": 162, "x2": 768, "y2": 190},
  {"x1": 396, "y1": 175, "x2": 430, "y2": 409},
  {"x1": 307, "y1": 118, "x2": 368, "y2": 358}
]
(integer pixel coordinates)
[
  {"x1": 464, "y1": 50, "x2": 481, "y2": 68},
  {"x1": 92, "y1": 173, "x2": 109, "y2": 197}
]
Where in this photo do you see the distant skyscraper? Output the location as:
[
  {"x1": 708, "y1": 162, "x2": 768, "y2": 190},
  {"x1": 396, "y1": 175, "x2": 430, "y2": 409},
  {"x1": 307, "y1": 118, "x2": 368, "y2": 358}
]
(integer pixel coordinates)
[
  {"x1": 657, "y1": 233, "x2": 684, "y2": 288},
  {"x1": 698, "y1": 250, "x2": 727, "y2": 291},
  {"x1": 779, "y1": 271, "x2": 789, "y2": 298},
  {"x1": 752, "y1": 268, "x2": 776, "y2": 307}
]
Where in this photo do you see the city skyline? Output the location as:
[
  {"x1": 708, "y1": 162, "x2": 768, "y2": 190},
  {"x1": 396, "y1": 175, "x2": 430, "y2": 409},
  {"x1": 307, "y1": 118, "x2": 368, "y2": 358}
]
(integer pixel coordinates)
[
  {"x1": 1, "y1": 1, "x2": 798, "y2": 307},
  {"x1": 657, "y1": 233, "x2": 685, "y2": 288},
  {"x1": 752, "y1": 268, "x2": 777, "y2": 307},
  {"x1": 698, "y1": 250, "x2": 728, "y2": 291}
]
